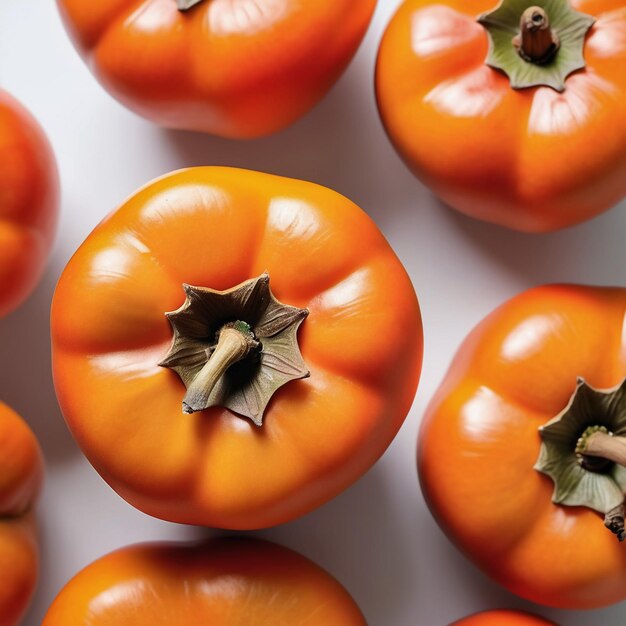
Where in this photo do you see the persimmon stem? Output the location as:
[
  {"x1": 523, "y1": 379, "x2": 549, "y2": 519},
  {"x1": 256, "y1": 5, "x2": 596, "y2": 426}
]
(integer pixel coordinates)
[
  {"x1": 577, "y1": 429, "x2": 626, "y2": 541},
  {"x1": 580, "y1": 431, "x2": 626, "y2": 468},
  {"x1": 177, "y1": 0, "x2": 205, "y2": 11},
  {"x1": 182, "y1": 325, "x2": 259, "y2": 415},
  {"x1": 512, "y1": 7, "x2": 560, "y2": 64}
]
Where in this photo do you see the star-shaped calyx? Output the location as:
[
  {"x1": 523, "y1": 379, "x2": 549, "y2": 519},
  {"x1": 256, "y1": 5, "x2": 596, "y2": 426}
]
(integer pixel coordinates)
[
  {"x1": 478, "y1": 0, "x2": 595, "y2": 91},
  {"x1": 536, "y1": 378, "x2": 626, "y2": 540},
  {"x1": 159, "y1": 274, "x2": 309, "y2": 426}
]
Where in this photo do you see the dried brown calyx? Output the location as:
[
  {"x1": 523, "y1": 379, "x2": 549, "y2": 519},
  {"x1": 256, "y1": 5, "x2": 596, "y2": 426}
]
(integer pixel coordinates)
[{"x1": 160, "y1": 274, "x2": 309, "y2": 426}]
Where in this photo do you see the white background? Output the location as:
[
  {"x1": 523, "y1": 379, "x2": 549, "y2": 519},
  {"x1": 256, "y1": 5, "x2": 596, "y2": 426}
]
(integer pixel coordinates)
[{"x1": 1, "y1": 1, "x2": 625, "y2": 624}]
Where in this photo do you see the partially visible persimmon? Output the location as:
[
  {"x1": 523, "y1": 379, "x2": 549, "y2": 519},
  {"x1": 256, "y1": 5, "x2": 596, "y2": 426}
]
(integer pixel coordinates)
[
  {"x1": 376, "y1": 0, "x2": 626, "y2": 232},
  {"x1": 0, "y1": 402, "x2": 43, "y2": 626},
  {"x1": 0, "y1": 91, "x2": 59, "y2": 317},
  {"x1": 420, "y1": 284, "x2": 626, "y2": 608},
  {"x1": 452, "y1": 610, "x2": 557, "y2": 626},
  {"x1": 57, "y1": 0, "x2": 377, "y2": 138},
  {"x1": 42, "y1": 538, "x2": 366, "y2": 626}
]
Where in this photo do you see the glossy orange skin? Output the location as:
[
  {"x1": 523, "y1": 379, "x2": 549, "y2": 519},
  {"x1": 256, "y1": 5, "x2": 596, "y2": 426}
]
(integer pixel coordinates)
[
  {"x1": 51, "y1": 167, "x2": 423, "y2": 529},
  {"x1": 376, "y1": 0, "x2": 626, "y2": 232},
  {"x1": 42, "y1": 538, "x2": 367, "y2": 626},
  {"x1": 419, "y1": 285, "x2": 626, "y2": 608},
  {"x1": 0, "y1": 403, "x2": 43, "y2": 626},
  {"x1": 56, "y1": 0, "x2": 377, "y2": 138},
  {"x1": 451, "y1": 611, "x2": 557, "y2": 626},
  {"x1": 0, "y1": 91, "x2": 59, "y2": 318}
]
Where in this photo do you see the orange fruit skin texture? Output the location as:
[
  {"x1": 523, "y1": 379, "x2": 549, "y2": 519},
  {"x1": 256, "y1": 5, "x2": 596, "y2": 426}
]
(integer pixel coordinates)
[
  {"x1": 0, "y1": 90, "x2": 59, "y2": 318},
  {"x1": 51, "y1": 166, "x2": 423, "y2": 529},
  {"x1": 419, "y1": 284, "x2": 626, "y2": 609},
  {"x1": 41, "y1": 538, "x2": 367, "y2": 626},
  {"x1": 56, "y1": 0, "x2": 377, "y2": 139},
  {"x1": 0, "y1": 402, "x2": 43, "y2": 626},
  {"x1": 376, "y1": 0, "x2": 626, "y2": 232},
  {"x1": 451, "y1": 610, "x2": 557, "y2": 626}
]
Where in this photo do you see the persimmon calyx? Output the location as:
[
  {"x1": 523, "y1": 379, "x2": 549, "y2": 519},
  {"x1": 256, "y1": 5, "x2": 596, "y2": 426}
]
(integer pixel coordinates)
[
  {"x1": 159, "y1": 274, "x2": 309, "y2": 426},
  {"x1": 535, "y1": 378, "x2": 626, "y2": 541},
  {"x1": 176, "y1": 0, "x2": 205, "y2": 11},
  {"x1": 478, "y1": 0, "x2": 595, "y2": 92}
]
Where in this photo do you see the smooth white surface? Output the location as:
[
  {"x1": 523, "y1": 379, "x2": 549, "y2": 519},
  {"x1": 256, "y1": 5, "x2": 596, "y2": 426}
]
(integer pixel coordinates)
[{"x1": 1, "y1": 1, "x2": 625, "y2": 624}]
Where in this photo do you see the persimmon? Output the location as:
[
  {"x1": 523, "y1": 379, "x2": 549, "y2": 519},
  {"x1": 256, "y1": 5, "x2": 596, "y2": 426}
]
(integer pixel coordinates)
[
  {"x1": 51, "y1": 167, "x2": 423, "y2": 529},
  {"x1": 419, "y1": 284, "x2": 626, "y2": 608},
  {"x1": 376, "y1": 0, "x2": 626, "y2": 232},
  {"x1": 41, "y1": 538, "x2": 366, "y2": 626},
  {"x1": 452, "y1": 611, "x2": 557, "y2": 626},
  {"x1": 56, "y1": 0, "x2": 377, "y2": 138},
  {"x1": 0, "y1": 403, "x2": 43, "y2": 626},
  {"x1": 0, "y1": 91, "x2": 59, "y2": 317}
]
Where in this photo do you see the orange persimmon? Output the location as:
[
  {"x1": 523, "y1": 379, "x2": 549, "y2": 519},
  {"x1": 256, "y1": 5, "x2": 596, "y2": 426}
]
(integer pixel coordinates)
[
  {"x1": 452, "y1": 611, "x2": 557, "y2": 626},
  {"x1": 56, "y1": 0, "x2": 377, "y2": 138},
  {"x1": 0, "y1": 91, "x2": 59, "y2": 318},
  {"x1": 376, "y1": 0, "x2": 626, "y2": 232},
  {"x1": 42, "y1": 538, "x2": 366, "y2": 626},
  {"x1": 0, "y1": 402, "x2": 43, "y2": 626},
  {"x1": 51, "y1": 167, "x2": 423, "y2": 529},
  {"x1": 419, "y1": 284, "x2": 626, "y2": 608}
]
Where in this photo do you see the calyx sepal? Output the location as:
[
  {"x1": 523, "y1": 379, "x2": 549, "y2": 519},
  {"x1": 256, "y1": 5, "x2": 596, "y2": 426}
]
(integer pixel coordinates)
[
  {"x1": 160, "y1": 274, "x2": 309, "y2": 426},
  {"x1": 478, "y1": 0, "x2": 595, "y2": 92},
  {"x1": 177, "y1": 0, "x2": 205, "y2": 10}
]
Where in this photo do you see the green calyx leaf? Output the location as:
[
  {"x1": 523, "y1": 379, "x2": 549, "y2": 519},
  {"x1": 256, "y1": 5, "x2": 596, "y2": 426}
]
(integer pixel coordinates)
[
  {"x1": 478, "y1": 0, "x2": 596, "y2": 92},
  {"x1": 535, "y1": 378, "x2": 626, "y2": 515}
]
